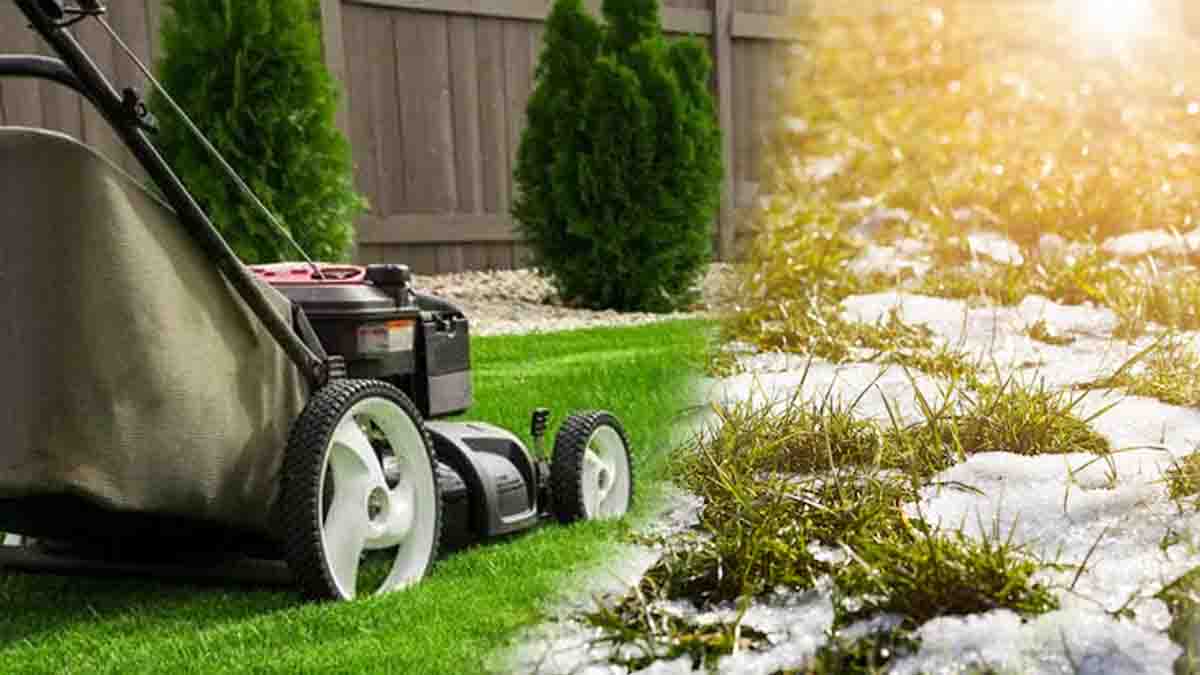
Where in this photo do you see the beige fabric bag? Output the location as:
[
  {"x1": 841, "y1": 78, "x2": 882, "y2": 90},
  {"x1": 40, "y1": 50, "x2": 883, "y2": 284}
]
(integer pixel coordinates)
[{"x1": 0, "y1": 127, "x2": 307, "y2": 536}]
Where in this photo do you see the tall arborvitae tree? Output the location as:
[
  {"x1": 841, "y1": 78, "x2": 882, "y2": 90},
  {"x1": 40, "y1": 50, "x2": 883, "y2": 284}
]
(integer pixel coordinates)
[
  {"x1": 152, "y1": 0, "x2": 364, "y2": 263},
  {"x1": 514, "y1": 0, "x2": 723, "y2": 312}
]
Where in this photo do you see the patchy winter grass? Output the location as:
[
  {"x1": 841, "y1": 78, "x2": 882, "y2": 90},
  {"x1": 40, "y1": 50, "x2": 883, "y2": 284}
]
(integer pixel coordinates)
[
  {"x1": 564, "y1": 368, "x2": 1117, "y2": 669},
  {"x1": 1168, "y1": 454, "x2": 1200, "y2": 501},
  {"x1": 955, "y1": 378, "x2": 1111, "y2": 458},
  {"x1": 507, "y1": 0, "x2": 1200, "y2": 670},
  {"x1": 1026, "y1": 319, "x2": 1076, "y2": 347},
  {"x1": 765, "y1": 0, "x2": 1200, "y2": 248},
  {"x1": 1157, "y1": 567, "x2": 1200, "y2": 675},
  {"x1": 1083, "y1": 336, "x2": 1200, "y2": 409}
]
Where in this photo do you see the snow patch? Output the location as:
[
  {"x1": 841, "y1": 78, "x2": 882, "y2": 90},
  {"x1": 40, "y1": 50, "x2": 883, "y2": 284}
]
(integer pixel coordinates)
[
  {"x1": 967, "y1": 231, "x2": 1024, "y2": 266},
  {"x1": 892, "y1": 609, "x2": 1180, "y2": 675},
  {"x1": 841, "y1": 291, "x2": 1141, "y2": 388},
  {"x1": 716, "y1": 589, "x2": 835, "y2": 675},
  {"x1": 849, "y1": 243, "x2": 931, "y2": 278},
  {"x1": 1101, "y1": 228, "x2": 1200, "y2": 259},
  {"x1": 703, "y1": 361, "x2": 951, "y2": 425},
  {"x1": 806, "y1": 156, "x2": 846, "y2": 183},
  {"x1": 1036, "y1": 233, "x2": 1095, "y2": 266},
  {"x1": 850, "y1": 206, "x2": 912, "y2": 242}
]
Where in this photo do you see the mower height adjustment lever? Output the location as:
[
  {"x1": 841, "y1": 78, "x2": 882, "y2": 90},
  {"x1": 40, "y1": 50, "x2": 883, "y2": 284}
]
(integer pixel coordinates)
[{"x1": 530, "y1": 408, "x2": 551, "y2": 456}]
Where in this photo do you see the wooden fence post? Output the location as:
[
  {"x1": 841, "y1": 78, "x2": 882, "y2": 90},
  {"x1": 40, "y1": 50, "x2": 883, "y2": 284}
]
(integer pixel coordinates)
[
  {"x1": 713, "y1": 0, "x2": 736, "y2": 261},
  {"x1": 318, "y1": 0, "x2": 350, "y2": 140}
]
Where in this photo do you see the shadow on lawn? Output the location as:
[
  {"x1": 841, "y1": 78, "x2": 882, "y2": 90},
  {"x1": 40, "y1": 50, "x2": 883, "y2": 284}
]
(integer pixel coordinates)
[
  {"x1": 0, "y1": 569, "x2": 297, "y2": 648},
  {"x1": 0, "y1": 518, "x2": 569, "y2": 651}
]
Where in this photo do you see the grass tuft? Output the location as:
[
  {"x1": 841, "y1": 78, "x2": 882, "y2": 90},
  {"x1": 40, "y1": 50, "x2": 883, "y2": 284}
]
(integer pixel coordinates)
[
  {"x1": 1155, "y1": 566, "x2": 1200, "y2": 675},
  {"x1": 580, "y1": 371, "x2": 1088, "y2": 667},
  {"x1": 806, "y1": 628, "x2": 922, "y2": 675},
  {"x1": 1084, "y1": 337, "x2": 1200, "y2": 408},
  {"x1": 835, "y1": 520, "x2": 1058, "y2": 625},
  {"x1": 1167, "y1": 454, "x2": 1200, "y2": 501},
  {"x1": 1026, "y1": 319, "x2": 1075, "y2": 346},
  {"x1": 950, "y1": 378, "x2": 1111, "y2": 457}
]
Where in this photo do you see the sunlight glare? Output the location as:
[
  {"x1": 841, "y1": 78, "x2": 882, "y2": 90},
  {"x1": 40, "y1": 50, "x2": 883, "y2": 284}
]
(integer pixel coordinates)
[{"x1": 1060, "y1": 0, "x2": 1154, "y2": 46}]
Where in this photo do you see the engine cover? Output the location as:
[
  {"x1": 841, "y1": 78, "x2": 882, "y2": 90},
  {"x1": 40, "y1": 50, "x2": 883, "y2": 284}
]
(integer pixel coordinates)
[
  {"x1": 250, "y1": 262, "x2": 473, "y2": 418},
  {"x1": 425, "y1": 421, "x2": 541, "y2": 538}
]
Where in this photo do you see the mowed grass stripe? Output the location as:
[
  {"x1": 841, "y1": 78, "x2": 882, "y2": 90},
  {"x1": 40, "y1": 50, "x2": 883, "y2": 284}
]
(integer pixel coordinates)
[{"x1": 0, "y1": 319, "x2": 710, "y2": 674}]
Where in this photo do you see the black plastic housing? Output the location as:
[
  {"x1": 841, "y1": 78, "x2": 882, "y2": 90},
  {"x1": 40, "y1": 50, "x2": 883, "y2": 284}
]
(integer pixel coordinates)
[
  {"x1": 426, "y1": 421, "x2": 541, "y2": 538},
  {"x1": 266, "y1": 277, "x2": 473, "y2": 419}
]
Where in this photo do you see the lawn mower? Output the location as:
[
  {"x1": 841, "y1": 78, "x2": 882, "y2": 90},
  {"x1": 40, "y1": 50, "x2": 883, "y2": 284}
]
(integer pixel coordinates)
[{"x1": 0, "y1": 0, "x2": 633, "y2": 601}]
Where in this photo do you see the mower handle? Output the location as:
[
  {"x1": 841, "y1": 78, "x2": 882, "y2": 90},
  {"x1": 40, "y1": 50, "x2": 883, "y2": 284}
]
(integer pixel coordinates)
[
  {"x1": 11, "y1": 0, "x2": 332, "y2": 387},
  {"x1": 25, "y1": 0, "x2": 103, "y2": 19},
  {"x1": 31, "y1": 0, "x2": 63, "y2": 19}
]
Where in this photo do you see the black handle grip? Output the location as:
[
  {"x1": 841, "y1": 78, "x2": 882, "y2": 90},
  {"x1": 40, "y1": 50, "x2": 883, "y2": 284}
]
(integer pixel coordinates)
[{"x1": 530, "y1": 408, "x2": 550, "y2": 439}]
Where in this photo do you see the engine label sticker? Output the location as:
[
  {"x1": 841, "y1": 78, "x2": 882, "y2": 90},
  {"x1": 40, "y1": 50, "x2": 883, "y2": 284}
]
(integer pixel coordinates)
[{"x1": 358, "y1": 320, "x2": 415, "y2": 354}]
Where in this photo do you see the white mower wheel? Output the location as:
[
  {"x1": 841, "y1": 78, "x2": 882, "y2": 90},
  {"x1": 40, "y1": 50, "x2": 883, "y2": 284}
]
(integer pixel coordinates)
[
  {"x1": 550, "y1": 411, "x2": 633, "y2": 524},
  {"x1": 280, "y1": 380, "x2": 442, "y2": 601}
]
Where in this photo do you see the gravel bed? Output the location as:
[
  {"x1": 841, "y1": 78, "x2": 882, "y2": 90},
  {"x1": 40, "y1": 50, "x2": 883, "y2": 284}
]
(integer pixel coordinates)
[{"x1": 410, "y1": 264, "x2": 733, "y2": 336}]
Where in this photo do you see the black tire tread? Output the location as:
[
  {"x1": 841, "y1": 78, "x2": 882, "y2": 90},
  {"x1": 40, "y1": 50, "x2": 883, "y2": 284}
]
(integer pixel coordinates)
[
  {"x1": 279, "y1": 379, "x2": 443, "y2": 601},
  {"x1": 549, "y1": 411, "x2": 634, "y2": 524}
]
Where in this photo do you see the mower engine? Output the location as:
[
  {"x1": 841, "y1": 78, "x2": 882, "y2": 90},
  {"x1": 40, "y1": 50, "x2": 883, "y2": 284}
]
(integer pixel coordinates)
[
  {"x1": 251, "y1": 262, "x2": 472, "y2": 418},
  {"x1": 251, "y1": 262, "x2": 547, "y2": 550}
]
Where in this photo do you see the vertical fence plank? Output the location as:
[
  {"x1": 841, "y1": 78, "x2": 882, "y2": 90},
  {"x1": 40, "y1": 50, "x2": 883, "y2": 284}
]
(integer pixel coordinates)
[
  {"x1": 37, "y1": 35, "x2": 84, "y2": 139},
  {"x1": 476, "y1": 18, "x2": 509, "y2": 216},
  {"x1": 319, "y1": 0, "x2": 350, "y2": 139},
  {"x1": 74, "y1": 21, "x2": 126, "y2": 164},
  {"x1": 395, "y1": 11, "x2": 457, "y2": 212},
  {"x1": 426, "y1": 13, "x2": 459, "y2": 212},
  {"x1": 145, "y1": 0, "x2": 165, "y2": 64},
  {"x1": 0, "y1": 10, "x2": 44, "y2": 127},
  {"x1": 436, "y1": 245, "x2": 464, "y2": 274},
  {"x1": 503, "y1": 20, "x2": 533, "y2": 213},
  {"x1": 449, "y1": 15, "x2": 484, "y2": 213},
  {"x1": 343, "y1": 6, "x2": 380, "y2": 214},
  {"x1": 4, "y1": 1, "x2": 792, "y2": 272},
  {"x1": 370, "y1": 13, "x2": 402, "y2": 214},
  {"x1": 714, "y1": 0, "x2": 736, "y2": 260}
]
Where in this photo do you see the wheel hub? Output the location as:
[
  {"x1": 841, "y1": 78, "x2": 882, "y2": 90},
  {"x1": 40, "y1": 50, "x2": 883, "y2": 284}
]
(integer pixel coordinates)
[{"x1": 367, "y1": 486, "x2": 389, "y2": 523}]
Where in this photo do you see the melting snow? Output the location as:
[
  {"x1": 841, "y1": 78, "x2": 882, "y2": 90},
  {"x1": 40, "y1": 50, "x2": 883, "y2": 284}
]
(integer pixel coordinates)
[
  {"x1": 840, "y1": 291, "x2": 1159, "y2": 389},
  {"x1": 849, "y1": 243, "x2": 932, "y2": 278},
  {"x1": 1036, "y1": 233, "x2": 1095, "y2": 266},
  {"x1": 1101, "y1": 228, "x2": 1200, "y2": 259},
  {"x1": 703, "y1": 360, "x2": 951, "y2": 425},
  {"x1": 890, "y1": 609, "x2": 1179, "y2": 675},
  {"x1": 805, "y1": 156, "x2": 847, "y2": 183},
  {"x1": 506, "y1": 278, "x2": 1200, "y2": 673},
  {"x1": 699, "y1": 292, "x2": 1200, "y2": 672},
  {"x1": 966, "y1": 231, "x2": 1024, "y2": 266}
]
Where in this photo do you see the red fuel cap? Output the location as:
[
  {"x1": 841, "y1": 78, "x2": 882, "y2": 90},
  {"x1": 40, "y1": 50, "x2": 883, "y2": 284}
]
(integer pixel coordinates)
[{"x1": 249, "y1": 262, "x2": 367, "y2": 285}]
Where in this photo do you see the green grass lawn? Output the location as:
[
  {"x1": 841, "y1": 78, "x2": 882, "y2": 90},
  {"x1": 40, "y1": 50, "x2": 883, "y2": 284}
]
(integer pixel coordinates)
[{"x1": 0, "y1": 319, "x2": 709, "y2": 674}]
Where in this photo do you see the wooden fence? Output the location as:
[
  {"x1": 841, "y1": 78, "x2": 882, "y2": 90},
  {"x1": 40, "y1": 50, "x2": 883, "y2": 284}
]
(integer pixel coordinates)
[{"x1": 0, "y1": 1, "x2": 804, "y2": 273}]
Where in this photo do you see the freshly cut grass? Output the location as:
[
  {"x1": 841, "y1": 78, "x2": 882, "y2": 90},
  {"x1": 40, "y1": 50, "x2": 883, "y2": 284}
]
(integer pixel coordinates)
[{"x1": 0, "y1": 320, "x2": 709, "y2": 675}]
